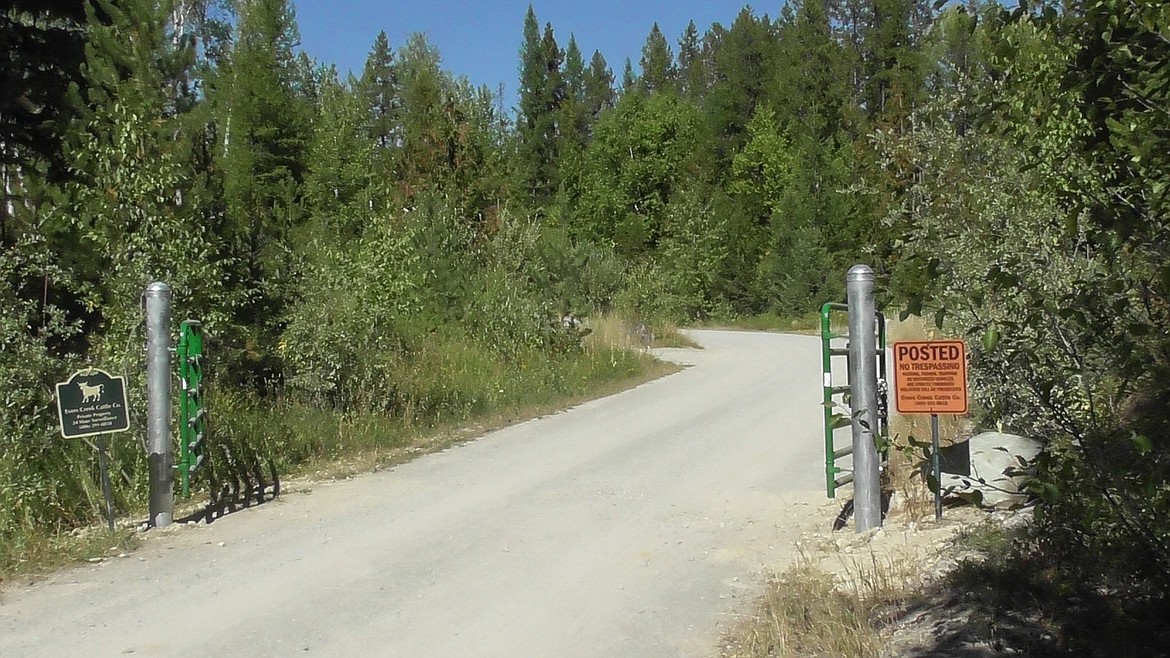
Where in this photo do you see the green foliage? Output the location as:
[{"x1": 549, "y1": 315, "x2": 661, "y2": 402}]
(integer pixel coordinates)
[
  {"x1": 886, "y1": 4, "x2": 1170, "y2": 596},
  {"x1": 862, "y1": 0, "x2": 931, "y2": 126},
  {"x1": 655, "y1": 189, "x2": 731, "y2": 320},
  {"x1": 0, "y1": 238, "x2": 93, "y2": 539},
  {"x1": 303, "y1": 73, "x2": 381, "y2": 238},
  {"x1": 582, "y1": 49, "x2": 616, "y2": 123},
  {"x1": 0, "y1": 0, "x2": 87, "y2": 179},
  {"x1": 575, "y1": 92, "x2": 703, "y2": 257},
  {"x1": 704, "y1": 8, "x2": 781, "y2": 170},
  {"x1": 358, "y1": 30, "x2": 400, "y2": 150}
]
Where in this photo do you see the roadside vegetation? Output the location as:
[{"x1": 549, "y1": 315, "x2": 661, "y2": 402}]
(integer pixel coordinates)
[{"x1": 2, "y1": 1, "x2": 1167, "y2": 646}]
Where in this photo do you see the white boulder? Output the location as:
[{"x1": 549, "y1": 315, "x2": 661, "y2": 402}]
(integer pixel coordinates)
[{"x1": 940, "y1": 431, "x2": 1042, "y2": 509}]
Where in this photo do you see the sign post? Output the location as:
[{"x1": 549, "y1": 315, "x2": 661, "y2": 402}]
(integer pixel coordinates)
[
  {"x1": 892, "y1": 340, "x2": 968, "y2": 521},
  {"x1": 56, "y1": 368, "x2": 131, "y2": 531}
]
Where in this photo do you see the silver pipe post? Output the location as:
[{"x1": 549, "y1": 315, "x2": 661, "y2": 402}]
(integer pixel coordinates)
[
  {"x1": 846, "y1": 265, "x2": 882, "y2": 532},
  {"x1": 144, "y1": 281, "x2": 173, "y2": 528}
]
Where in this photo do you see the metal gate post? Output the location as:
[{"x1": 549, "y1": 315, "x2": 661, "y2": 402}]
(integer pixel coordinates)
[
  {"x1": 145, "y1": 281, "x2": 173, "y2": 528},
  {"x1": 846, "y1": 265, "x2": 882, "y2": 532}
]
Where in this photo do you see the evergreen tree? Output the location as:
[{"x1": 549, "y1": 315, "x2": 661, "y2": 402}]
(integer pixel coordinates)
[
  {"x1": 863, "y1": 0, "x2": 930, "y2": 126},
  {"x1": 560, "y1": 34, "x2": 588, "y2": 146},
  {"x1": 516, "y1": 7, "x2": 562, "y2": 203},
  {"x1": 0, "y1": 0, "x2": 88, "y2": 181},
  {"x1": 555, "y1": 35, "x2": 590, "y2": 210},
  {"x1": 582, "y1": 50, "x2": 615, "y2": 125},
  {"x1": 359, "y1": 30, "x2": 400, "y2": 149},
  {"x1": 396, "y1": 33, "x2": 446, "y2": 186},
  {"x1": 620, "y1": 58, "x2": 636, "y2": 95},
  {"x1": 676, "y1": 20, "x2": 706, "y2": 99},
  {"x1": 563, "y1": 35, "x2": 585, "y2": 103},
  {"x1": 832, "y1": 0, "x2": 871, "y2": 114},
  {"x1": 217, "y1": 0, "x2": 312, "y2": 341},
  {"x1": 304, "y1": 71, "x2": 379, "y2": 238},
  {"x1": 63, "y1": 0, "x2": 225, "y2": 337},
  {"x1": 639, "y1": 23, "x2": 675, "y2": 94},
  {"x1": 704, "y1": 8, "x2": 781, "y2": 171},
  {"x1": 775, "y1": 0, "x2": 857, "y2": 138}
]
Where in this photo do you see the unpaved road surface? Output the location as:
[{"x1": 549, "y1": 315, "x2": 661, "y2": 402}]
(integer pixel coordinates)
[{"x1": 1, "y1": 330, "x2": 827, "y2": 657}]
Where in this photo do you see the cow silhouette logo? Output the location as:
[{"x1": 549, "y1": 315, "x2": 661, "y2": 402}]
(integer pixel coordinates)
[
  {"x1": 78, "y1": 381, "x2": 105, "y2": 403},
  {"x1": 55, "y1": 368, "x2": 130, "y2": 438}
]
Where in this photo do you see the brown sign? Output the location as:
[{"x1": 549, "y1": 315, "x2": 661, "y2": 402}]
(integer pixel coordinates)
[{"x1": 892, "y1": 340, "x2": 968, "y2": 415}]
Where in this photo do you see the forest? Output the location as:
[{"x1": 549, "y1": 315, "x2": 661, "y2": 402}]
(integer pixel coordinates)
[{"x1": 1, "y1": 0, "x2": 1167, "y2": 629}]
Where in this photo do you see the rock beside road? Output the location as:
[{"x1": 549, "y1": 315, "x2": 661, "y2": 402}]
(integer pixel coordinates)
[{"x1": 941, "y1": 431, "x2": 1042, "y2": 509}]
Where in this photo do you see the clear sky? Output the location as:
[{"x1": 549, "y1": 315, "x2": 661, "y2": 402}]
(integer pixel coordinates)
[{"x1": 292, "y1": 1, "x2": 774, "y2": 109}]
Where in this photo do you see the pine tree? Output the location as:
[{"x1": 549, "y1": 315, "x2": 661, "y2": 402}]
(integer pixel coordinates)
[
  {"x1": 704, "y1": 8, "x2": 781, "y2": 173},
  {"x1": 864, "y1": 0, "x2": 930, "y2": 127},
  {"x1": 396, "y1": 33, "x2": 446, "y2": 186},
  {"x1": 775, "y1": 0, "x2": 856, "y2": 138},
  {"x1": 639, "y1": 23, "x2": 675, "y2": 94},
  {"x1": 560, "y1": 35, "x2": 588, "y2": 146},
  {"x1": 0, "y1": 0, "x2": 88, "y2": 182},
  {"x1": 676, "y1": 20, "x2": 706, "y2": 99},
  {"x1": 620, "y1": 58, "x2": 636, "y2": 95},
  {"x1": 516, "y1": 7, "x2": 563, "y2": 203},
  {"x1": 63, "y1": 0, "x2": 225, "y2": 335},
  {"x1": 217, "y1": 0, "x2": 312, "y2": 333},
  {"x1": 304, "y1": 71, "x2": 378, "y2": 237},
  {"x1": 832, "y1": 0, "x2": 871, "y2": 114},
  {"x1": 359, "y1": 30, "x2": 400, "y2": 149},
  {"x1": 563, "y1": 35, "x2": 586, "y2": 103},
  {"x1": 582, "y1": 50, "x2": 615, "y2": 125}
]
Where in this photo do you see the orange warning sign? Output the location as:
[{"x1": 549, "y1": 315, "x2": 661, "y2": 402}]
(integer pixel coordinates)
[{"x1": 892, "y1": 340, "x2": 968, "y2": 414}]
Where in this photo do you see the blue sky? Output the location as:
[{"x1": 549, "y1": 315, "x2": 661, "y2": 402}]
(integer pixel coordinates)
[{"x1": 292, "y1": 1, "x2": 773, "y2": 109}]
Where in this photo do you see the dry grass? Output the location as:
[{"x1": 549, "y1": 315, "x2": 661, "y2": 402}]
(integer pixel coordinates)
[
  {"x1": 585, "y1": 313, "x2": 701, "y2": 350},
  {"x1": 722, "y1": 564, "x2": 880, "y2": 658},
  {"x1": 722, "y1": 548, "x2": 927, "y2": 658}
]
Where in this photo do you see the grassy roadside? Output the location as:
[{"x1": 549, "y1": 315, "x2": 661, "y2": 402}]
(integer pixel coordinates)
[{"x1": 0, "y1": 315, "x2": 687, "y2": 584}]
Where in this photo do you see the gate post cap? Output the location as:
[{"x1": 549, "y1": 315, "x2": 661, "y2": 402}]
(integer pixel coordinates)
[{"x1": 847, "y1": 264, "x2": 874, "y2": 282}]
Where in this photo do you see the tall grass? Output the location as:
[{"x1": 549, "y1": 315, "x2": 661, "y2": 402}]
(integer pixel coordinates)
[{"x1": 213, "y1": 322, "x2": 669, "y2": 478}]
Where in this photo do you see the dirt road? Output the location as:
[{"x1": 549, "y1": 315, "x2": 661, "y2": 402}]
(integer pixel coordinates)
[{"x1": 0, "y1": 330, "x2": 827, "y2": 657}]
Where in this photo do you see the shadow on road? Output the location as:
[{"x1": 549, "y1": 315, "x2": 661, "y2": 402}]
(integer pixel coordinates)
[{"x1": 175, "y1": 441, "x2": 281, "y2": 525}]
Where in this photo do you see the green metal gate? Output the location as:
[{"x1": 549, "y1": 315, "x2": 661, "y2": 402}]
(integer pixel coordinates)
[
  {"x1": 177, "y1": 320, "x2": 207, "y2": 498},
  {"x1": 820, "y1": 302, "x2": 888, "y2": 498}
]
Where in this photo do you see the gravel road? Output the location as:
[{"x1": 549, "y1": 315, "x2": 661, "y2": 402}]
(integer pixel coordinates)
[{"x1": 0, "y1": 330, "x2": 827, "y2": 657}]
